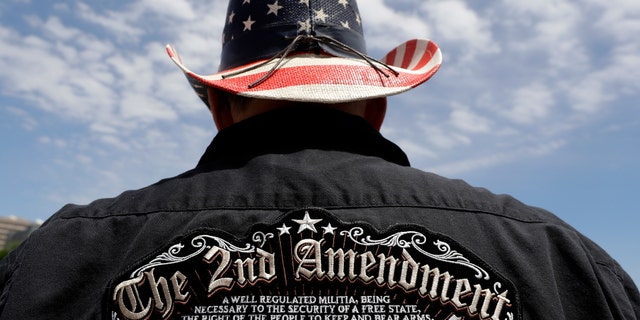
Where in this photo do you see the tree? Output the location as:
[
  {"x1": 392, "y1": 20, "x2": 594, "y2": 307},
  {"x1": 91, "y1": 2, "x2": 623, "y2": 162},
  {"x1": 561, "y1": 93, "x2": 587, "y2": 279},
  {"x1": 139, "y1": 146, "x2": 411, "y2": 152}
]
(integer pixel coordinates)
[{"x1": 0, "y1": 241, "x2": 23, "y2": 260}]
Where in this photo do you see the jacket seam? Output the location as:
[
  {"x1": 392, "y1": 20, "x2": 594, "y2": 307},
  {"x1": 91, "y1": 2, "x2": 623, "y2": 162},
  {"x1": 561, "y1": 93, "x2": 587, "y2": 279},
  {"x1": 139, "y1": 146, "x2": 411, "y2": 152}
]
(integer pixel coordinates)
[{"x1": 58, "y1": 203, "x2": 546, "y2": 224}]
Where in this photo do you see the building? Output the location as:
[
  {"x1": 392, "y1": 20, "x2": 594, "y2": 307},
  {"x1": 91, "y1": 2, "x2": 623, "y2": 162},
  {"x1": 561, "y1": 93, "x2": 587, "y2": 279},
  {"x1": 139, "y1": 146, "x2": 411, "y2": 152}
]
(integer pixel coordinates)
[{"x1": 0, "y1": 216, "x2": 41, "y2": 249}]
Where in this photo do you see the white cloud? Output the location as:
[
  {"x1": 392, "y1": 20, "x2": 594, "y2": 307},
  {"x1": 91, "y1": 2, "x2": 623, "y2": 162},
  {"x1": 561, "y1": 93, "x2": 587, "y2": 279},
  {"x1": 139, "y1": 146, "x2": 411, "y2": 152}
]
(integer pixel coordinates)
[
  {"x1": 426, "y1": 140, "x2": 566, "y2": 176},
  {"x1": 118, "y1": 92, "x2": 177, "y2": 123},
  {"x1": 591, "y1": 0, "x2": 640, "y2": 42},
  {"x1": 449, "y1": 105, "x2": 492, "y2": 133},
  {"x1": 503, "y1": 83, "x2": 554, "y2": 124},
  {"x1": 0, "y1": 1, "x2": 216, "y2": 137},
  {"x1": 38, "y1": 136, "x2": 67, "y2": 149},
  {"x1": 420, "y1": 0, "x2": 499, "y2": 59},
  {"x1": 169, "y1": 30, "x2": 222, "y2": 72},
  {"x1": 396, "y1": 139, "x2": 437, "y2": 159},
  {"x1": 610, "y1": 44, "x2": 640, "y2": 93},
  {"x1": 76, "y1": 2, "x2": 144, "y2": 42},
  {"x1": 139, "y1": 0, "x2": 196, "y2": 21},
  {"x1": 26, "y1": 16, "x2": 80, "y2": 41},
  {"x1": 5, "y1": 106, "x2": 37, "y2": 130},
  {"x1": 360, "y1": 0, "x2": 432, "y2": 53},
  {"x1": 423, "y1": 124, "x2": 472, "y2": 150},
  {"x1": 566, "y1": 77, "x2": 613, "y2": 114},
  {"x1": 498, "y1": 0, "x2": 588, "y2": 74}
]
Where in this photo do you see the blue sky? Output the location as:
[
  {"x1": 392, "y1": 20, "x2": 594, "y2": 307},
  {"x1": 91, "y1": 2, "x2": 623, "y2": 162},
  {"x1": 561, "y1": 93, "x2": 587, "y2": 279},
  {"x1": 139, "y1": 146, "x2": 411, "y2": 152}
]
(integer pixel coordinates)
[{"x1": 1, "y1": 0, "x2": 638, "y2": 285}]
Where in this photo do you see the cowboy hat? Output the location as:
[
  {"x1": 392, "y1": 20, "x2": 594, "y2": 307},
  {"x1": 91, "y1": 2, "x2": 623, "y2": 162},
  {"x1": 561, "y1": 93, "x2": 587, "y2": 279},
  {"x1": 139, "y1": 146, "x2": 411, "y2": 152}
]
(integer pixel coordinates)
[{"x1": 167, "y1": 0, "x2": 442, "y2": 106}]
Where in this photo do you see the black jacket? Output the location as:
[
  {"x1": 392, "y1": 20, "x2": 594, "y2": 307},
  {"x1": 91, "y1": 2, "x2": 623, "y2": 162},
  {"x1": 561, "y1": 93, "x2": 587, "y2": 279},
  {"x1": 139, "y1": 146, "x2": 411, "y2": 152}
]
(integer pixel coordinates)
[{"x1": 1, "y1": 107, "x2": 638, "y2": 319}]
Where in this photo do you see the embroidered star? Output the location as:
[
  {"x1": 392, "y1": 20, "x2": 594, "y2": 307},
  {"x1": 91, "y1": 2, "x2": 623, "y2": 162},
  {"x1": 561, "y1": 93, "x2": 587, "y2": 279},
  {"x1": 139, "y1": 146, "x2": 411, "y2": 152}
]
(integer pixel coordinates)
[
  {"x1": 277, "y1": 223, "x2": 292, "y2": 236},
  {"x1": 322, "y1": 223, "x2": 337, "y2": 235},
  {"x1": 243, "y1": 16, "x2": 256, "y2": 31},
  {"x1": 228, "y1": 11, "x2": 235, "y2": 24},
  {"x1": 340, "y1": 20, "x2": 350, "y2": 29},
  {"x1": 314, "y1": 8, "x2": 329, "y2": 23},
  {"x1": 356, "y1": 13, "x2": 361, "y2": 25},
  {"x1": 299, "y1": 0, "x2": 309, "y2": 7},
  {"x1": 267, "y1": 1, "x2": 283, "y2": 16},
  {"x1": 338, "y1": 0, "x2": 349, "y2": 8},
  {"x1": 243, "y1": 0, "x2": 251, "y2": 4},
  {"x1": 292, "y1": 212, "x2": 323, "y2": 233},
  {"x1": 298, "y1": 19, "x2": 311, "y2": 33}
]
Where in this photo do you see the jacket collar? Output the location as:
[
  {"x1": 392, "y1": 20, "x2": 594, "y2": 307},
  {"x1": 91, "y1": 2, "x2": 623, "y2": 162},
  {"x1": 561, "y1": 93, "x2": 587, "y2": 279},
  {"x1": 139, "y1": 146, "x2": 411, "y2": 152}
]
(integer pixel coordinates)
[{"x1": 197, "y1": 106, "x2": 410, "y2": 168}]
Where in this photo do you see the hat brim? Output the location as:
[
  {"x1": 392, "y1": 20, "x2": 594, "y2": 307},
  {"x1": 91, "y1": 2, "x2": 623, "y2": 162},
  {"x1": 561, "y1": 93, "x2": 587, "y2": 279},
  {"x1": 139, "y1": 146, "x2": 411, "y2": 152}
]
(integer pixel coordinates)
[{"x1": 166, "y1": 39, "x2": 441, "y2": 105}]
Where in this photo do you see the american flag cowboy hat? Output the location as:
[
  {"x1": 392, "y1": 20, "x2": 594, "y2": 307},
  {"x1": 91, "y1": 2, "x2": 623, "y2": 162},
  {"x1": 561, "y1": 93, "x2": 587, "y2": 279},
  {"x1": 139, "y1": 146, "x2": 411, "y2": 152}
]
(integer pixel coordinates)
[{"x1": 166, "y1": 0, "x2": 442, "y2": 106}]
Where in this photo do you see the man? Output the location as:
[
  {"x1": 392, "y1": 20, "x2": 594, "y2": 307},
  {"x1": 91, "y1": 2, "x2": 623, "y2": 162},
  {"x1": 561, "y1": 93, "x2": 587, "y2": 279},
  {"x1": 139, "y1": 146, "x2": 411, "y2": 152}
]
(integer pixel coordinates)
[{"x1": 0, "y1": 0, "x2": 638, "y2": 319}]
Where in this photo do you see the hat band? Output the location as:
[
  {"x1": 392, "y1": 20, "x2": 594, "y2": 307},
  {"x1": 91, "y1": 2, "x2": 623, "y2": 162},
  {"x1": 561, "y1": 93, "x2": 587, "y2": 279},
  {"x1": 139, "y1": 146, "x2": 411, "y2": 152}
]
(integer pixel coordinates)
[{"x1": 222, "y1": 35, "x2": 398, "y2": 89}]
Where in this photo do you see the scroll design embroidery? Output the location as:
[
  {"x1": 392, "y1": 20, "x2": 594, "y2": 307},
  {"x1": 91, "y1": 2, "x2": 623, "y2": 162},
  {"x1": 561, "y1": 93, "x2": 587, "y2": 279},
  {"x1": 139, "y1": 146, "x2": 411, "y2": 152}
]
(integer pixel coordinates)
[
  {"x1": 130, "y1": 233, "x2": 273, "y2": 278},
  {"x1": 341, "y1": 227, "x2": 491, "y2": 280}
]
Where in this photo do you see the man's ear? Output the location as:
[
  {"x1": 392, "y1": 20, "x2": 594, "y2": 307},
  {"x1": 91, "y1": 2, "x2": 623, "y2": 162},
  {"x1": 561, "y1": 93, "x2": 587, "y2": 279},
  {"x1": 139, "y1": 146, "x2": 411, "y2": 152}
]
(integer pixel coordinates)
[
  {"x1": 207, "y1": 87, "x2": 234, "y2": 131},
  {"x1": 363, "y1": 97, "x2": 387, "y2": 131}
]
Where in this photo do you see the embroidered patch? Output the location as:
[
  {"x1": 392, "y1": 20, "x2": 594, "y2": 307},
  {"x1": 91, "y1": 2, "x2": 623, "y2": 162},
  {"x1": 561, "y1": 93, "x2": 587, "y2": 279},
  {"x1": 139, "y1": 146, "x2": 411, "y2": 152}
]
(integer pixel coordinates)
[{"x1": 107, "y1": 208, "x2": 520, "y2": 320}]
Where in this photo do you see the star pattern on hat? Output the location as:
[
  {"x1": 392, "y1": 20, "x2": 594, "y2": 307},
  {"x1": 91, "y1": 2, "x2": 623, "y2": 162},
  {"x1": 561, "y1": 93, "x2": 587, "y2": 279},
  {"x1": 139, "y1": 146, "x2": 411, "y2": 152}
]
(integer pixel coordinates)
[
  {"x1": 298, "y1": 19, "x2": 312, "y2": 33},
  {"x1": 228, "y1": 11, "x2": 235, "y2": 24},
  {"x1": 267, "y1": 1, "x2": 283, "y2": 16},
  {"x1": 223, "y1": 0, "x2": 364, "y2": 45},
  {"x1": 315, "y1": 8, "x2": 329, "y2": 23},
  {"x1": 243, "y1": 15, "x2": 256, "y2": 31}
]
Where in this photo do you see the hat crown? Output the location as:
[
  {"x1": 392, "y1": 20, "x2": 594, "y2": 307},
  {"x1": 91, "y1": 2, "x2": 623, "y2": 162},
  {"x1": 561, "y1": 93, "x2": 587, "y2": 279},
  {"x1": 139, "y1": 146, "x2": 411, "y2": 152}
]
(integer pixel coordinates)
[{"x1": 220, "y1": 0, "x2": 366, "y2": 71}]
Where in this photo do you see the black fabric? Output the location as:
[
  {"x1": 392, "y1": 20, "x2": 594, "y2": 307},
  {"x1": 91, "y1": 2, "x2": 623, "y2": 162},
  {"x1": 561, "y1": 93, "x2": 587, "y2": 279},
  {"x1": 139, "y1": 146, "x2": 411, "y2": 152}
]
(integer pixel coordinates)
[
  {"x1": 0, "y1": 107, "x2": 638, "y2": 319},
  {"x1": 196, "y1": 106, "x2": 409, "y2": 169}
]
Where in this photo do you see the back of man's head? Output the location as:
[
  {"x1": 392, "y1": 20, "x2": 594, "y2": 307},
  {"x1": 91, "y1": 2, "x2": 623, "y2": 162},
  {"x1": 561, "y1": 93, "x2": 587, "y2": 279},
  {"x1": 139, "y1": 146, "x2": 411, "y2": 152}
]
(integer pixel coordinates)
[{"x1": 166, "y1": 0, "x2": 441, "y2": 129}]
